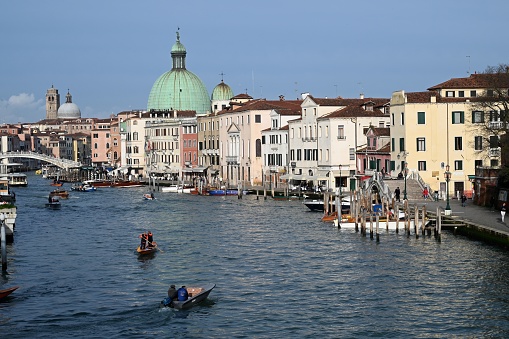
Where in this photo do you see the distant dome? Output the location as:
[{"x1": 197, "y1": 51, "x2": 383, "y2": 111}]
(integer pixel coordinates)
[
  {"x1": 211, "y1": 80, "x2": 234, "y2": 101},
  {"x1": 147, "y1": 30, "x2": 210, "y2": 115},
  {"x1": 58, "y1": 90, "x2": 81, "y2": 119}
]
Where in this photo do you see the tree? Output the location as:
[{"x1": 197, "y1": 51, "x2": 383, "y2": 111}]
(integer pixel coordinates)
[{"x1": 470, "y1": 64, "x2": 509, "y2": 186}]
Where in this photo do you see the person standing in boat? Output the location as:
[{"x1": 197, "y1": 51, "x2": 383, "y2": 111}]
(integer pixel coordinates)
[
  {"x1": 147, "y1": 231, "x2": 154, "y2": 247},
  {"x1": 139, "y1": 232, "x2": 147, "y2": 249}
]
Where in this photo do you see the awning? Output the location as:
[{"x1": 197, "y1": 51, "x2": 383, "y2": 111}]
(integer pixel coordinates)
[{"x1": 182, "y1": 166, "x2": 209, "y2": 173}]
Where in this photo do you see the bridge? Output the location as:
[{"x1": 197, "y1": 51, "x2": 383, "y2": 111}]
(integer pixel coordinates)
[{"x1": 0, "y1": 151, "x2": 82, "y2": 170}]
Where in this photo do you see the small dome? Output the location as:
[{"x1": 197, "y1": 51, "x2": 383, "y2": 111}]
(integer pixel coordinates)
[
  {"x1": 58, "y1": 90, "x2": 81, "y2": 119},
  {"x1": 211, "y1": 81, "x2": 234, "y2": 101}
]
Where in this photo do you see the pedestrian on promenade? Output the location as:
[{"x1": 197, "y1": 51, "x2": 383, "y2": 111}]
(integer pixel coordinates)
[
  {"x1": 501, "y1": 203, "x2": 506, "y2": 223},
  {"x1": 461, "y1": 194, "x2": 467, "y2": 207}
]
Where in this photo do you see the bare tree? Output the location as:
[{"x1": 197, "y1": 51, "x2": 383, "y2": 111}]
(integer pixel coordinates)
[{"x1": 470, "y1": 64, "x2": 509, "y2": 185}]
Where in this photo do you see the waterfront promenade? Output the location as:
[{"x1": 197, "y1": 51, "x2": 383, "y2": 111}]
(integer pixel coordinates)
[{"x1": 411, "y1": 196, "x2": 509, "y2": 242}]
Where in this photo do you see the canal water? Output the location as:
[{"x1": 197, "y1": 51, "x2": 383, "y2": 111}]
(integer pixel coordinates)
[{"x1": 1, "y1": 173, "x2": 509, "y2": 338}]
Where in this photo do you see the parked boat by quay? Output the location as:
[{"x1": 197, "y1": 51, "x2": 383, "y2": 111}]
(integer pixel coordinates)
[
  {"x1": 0, "y1": 179, "x2": 16, "y2": 202},
  {"x1": 71, "y1": 183, "x2": 96, "y2": 192},
  {"x1": 208, "y1": 189, "x2": 239, "y2": 196},
  {"x1": 160, "y1": 284, "x2": 215, "y2": 310},
  {"x1": 2, "y1": 173, "x2": 28, "y2": 187}
]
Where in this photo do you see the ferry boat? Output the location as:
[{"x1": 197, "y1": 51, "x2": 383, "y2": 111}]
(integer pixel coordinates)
[{"x1": 1, "y1": 173, "x2": 28, "y2": 187}]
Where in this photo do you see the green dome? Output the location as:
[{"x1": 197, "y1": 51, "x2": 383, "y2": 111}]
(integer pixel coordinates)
[
  {"x1": 211, "y1": 80, "x2": 234, "y2": 101},
  {"x1": 147, "y1": 30, "x2": 210, "y2": 115}
]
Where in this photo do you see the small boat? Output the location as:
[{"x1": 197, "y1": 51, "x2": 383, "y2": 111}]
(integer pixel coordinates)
[
  {"x1": 50, "y1": 181, "x2": 63, "y2": 187},
  {"x1": 136, "y1": 243, "x2": 158, "y2": 255},
  {"x1": 143, "y1": 193, "x2": 156, "y2": 200},
  {"x1": 49, "y1": 189, "x2": 69, "y2": 199},
  {"x1": 208, "y1": 189, "x2": 239, "y2": 196},
  {"x1": 161, "y1": 283, "x2": 216, "y2": 310},
  {"x1": 71, "y1": 183, "x2": 97, "y2": 192},
  {"x1": 45, "y1": 197, "x2": 61, "y2": 209},
  {"x1": 0, "y1": 286, "x2": 19, "y2": 300}
]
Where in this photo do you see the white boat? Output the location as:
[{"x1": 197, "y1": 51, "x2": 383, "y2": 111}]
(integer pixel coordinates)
[
  {"x1": 1, "y1": 173, "x2": 28, "y2": 187},
  {"x1": 333, "y1": 217, "x2": 427, "y2": 231},
  {"x1": 161, "y1": 185, "x2": 179, "y2": 193}
]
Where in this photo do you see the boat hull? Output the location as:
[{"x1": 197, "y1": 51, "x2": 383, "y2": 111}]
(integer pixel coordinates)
[
  {"x1": 208, "y1": 189, "x2": 238, "y2": 196},
  {"x1": 161, "y1": 284, "x2": 215, "y2": 310},
  {"x1": 0, "y1": 286, "x2": 19, "y2": 300},
  {"x1": 45, "y1": 202, "x2": 61, "y2": 209},
  {"x1": 136, "y1": 245, "x2": 157, "y2": 255}
]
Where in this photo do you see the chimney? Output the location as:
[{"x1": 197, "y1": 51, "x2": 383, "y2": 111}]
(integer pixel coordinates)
[{"x1": 360, "y1": 93, "x2": 364, "y2": 99}]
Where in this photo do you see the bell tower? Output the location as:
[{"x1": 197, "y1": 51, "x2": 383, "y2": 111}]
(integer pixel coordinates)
[{"x1": 46, "y1": 85, "x2": 60, "y2": 119}]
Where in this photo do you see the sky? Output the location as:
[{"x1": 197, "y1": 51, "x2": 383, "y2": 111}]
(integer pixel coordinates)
[{"x1": 1, "y1": 0, "x2": 509, "y2": 124}]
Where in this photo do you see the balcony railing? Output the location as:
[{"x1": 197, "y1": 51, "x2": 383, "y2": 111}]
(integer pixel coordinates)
[
  {"x1": 489, "y1": 121, "x2": 505, "y2": 129},
  {"x1": 489, "y1": 148, "x2": 501, "y2": 157},
  {"x1": 226, "y1": 155, "x2": 239, "y2": 164},
  {"x1": 337, "y1": 135, "x2": 346, "y2": 140}
]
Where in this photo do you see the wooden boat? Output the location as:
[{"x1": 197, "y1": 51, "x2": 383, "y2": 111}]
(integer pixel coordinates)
[
  {"x1": 136, "y1": 243, "x2": 158, "y2": 255},
  {"x1": 0, "y1": 286, "x2": 19, "y2": 300},
  {"x1": 49, "y1": 189, "x2": 69, "y2": 199},
  {"x1": 111, "y1": 180, "x2": 144, "y2": 188},
  {"x1": 50, "y1": 181, "x2": 63, "y2": 187},
  {"x1": 161, "y1": 283, "x2": 215, "y2": 310},
  {"x1": 82, "y1": 179, "x2": 112, "y2": 187}
]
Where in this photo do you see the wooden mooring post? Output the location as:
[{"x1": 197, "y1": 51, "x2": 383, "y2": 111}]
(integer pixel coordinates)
[{"x1": 1, "y1": 213, "x2": 6, "y2": 272}]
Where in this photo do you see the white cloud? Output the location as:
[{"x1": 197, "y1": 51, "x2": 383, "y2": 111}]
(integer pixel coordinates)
[{"x1": 0, "y1": 93, "x2": 45, "y2": 123}]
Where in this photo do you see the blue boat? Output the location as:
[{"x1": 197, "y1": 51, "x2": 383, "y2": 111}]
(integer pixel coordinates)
[{"x1": 208, "y1": 189, "x2": 238, "y2": 196}]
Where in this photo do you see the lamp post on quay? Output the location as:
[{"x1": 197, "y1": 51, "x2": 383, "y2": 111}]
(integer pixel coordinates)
[
  {"x1": 403, "y1": 162, "x2": 408, "y2": 200},
  {"x1": 444, "y1": 164, "x2": 452, "y2": 215}
]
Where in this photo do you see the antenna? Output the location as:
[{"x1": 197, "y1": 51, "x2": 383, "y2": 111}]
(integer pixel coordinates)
[{"x1": 219, "y1": 72, "x2": 225, "y2": 82}]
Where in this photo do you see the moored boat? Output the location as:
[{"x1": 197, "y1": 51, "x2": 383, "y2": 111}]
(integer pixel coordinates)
[
  {"x1": 0, "y1": 286, "x2": 19, "y2": 300},
  {"x1": 71, "y1": 183, "x2": 97, "y2": 192},
  {"x1": 208, "y1": 189, "x2": 239, "y2": 196},
  {"x1": 160, "y1": 283, "x2": 215, "y2": 310}
]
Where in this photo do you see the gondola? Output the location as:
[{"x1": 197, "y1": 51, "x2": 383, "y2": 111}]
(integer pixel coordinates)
[{"x1": 0, "y1": 286, "x2": 19, "y2": 300}]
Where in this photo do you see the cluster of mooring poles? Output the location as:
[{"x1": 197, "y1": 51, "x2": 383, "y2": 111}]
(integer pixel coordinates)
[{"x1": 325, "y1": 190, "x2": 442, "y2": 243}]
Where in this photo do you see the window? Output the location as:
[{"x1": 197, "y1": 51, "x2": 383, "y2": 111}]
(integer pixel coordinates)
[
  {"x1": 452, "y1": 111, "x2": 464, "y2": 124},
  {"x1": 93, "y1": 133, "x2": 99, "y2": 138},
  {"x1": 392, "y1": 113, "x2": 395, "y2": 125},
  {"x1": 391, "y1": 138, "x2": 395, "y2": 152},
  {"x1": 399, "y1": 138, "x2": 405, "y2": 152},
  {"x1": 418, "y1": 161, "x2": 426, "y2": 171},
  {"x1": 255, "y1": 115, "x2": 261, "y2": 123},
  {"x1": 472, "y1": 111, "x2": 484, "y2": 123},
  {"x1": 297, "y1": 149, "x2": 301, "y2": 160},
  {"x1": 261, "y1": 136, "x2": 265, "y2": 144},
  {"x1": 417, "y1": 137, "x2": 426, "y2": 151},
  {"x1": 475, "y1": 160, "x2": 483, "y2": 168},
  {"x1": 474, "y1": 136, "x2": 483, "y2": 150},
  {"x1": 446, "y1": 91, "x2": 455, "y2": 97},
  {"x1": 94, "y1": 143, "x2": 98, "y2": 149},
  {"x1": 490, "y1": 135, "x2": 499, "y2": 148},
  {"x1": 349, "y1": 148, "x2": 355, "y2": 160},
  {"x1": 454, "y1": 160, "x2": 463, "y2": 170},
  {"x1": 458, "y1": 91, "x2": 464, "y2": 97},
  {"x1": 255, "y1": 139, "x2": 261, "y2": 157},
  {"x1": 470, "y1": 90, "x2": 477, "y2": 97},
  {"x1": 417, "y1": 112, "x2": 425, "y2": 124},
  {"x1": 487, "y1": 89, "x2": 494, "y2": 97},
  {"x1": 454, "y1": 137, "x2": 462, "y2": 150},
  {"x1": 400, "y1": 112, "x2": 405, "y2": 125},
  {"x1": 338, "y1": 125, "x2": 345, "y2": 139}
]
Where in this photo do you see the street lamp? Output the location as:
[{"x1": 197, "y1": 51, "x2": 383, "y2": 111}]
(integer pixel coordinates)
[
  {"x1": 444, "y1": 164, "x2": 451, "y2": 215},
  {"x1": 403, "y1": 162, "x2": 408, "y2": 200}
]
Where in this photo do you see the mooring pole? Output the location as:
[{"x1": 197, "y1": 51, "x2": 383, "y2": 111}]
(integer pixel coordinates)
[{"x1": 1, "y1": 213, "x2": 7, "y2": 272}]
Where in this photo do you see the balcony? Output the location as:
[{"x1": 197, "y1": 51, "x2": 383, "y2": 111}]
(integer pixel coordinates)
[
  {"x1": 226, "y1": 155, "x2": 239, "y2": 164},
  {"x1": 489, "y1": 121, "x2": 504, "y2": 129},
  {"x1": 489, "y1": 148, "x2": 501, "y2": 157}
]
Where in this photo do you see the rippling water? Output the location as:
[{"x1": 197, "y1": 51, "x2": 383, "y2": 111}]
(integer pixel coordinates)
[{"x1": 1, "y1": 173, "x2": 509, "y2": 338}]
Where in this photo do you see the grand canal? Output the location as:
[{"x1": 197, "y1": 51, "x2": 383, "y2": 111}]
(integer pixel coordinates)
[{"x1": 1, "y1": 173, "x2": 509, "y2": 338}]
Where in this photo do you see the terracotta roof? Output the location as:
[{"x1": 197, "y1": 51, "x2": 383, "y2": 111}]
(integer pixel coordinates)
[
  {"x1": 428, "y1": 73, "x2": 509, "y2": 90},
  {"x1": 219, "y1": 99, "x2": 302, "y2": 115},
  {"x1": 319, "y1": 105, "x2": 386, "y2": 119},
  {"x1": 307, "y1": 95, "x2": 389, "y2": 108},
  {"x1": 232, "y1": 93, "x2": 253, "y2": 99},
  {"x1": 372, "y1": 127, "x2": 390, "y2": 137}
]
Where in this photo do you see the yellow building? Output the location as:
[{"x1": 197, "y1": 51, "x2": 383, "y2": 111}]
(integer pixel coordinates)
[{"x1": 390, "y1": 74, "x2": 504, "y2": 199}]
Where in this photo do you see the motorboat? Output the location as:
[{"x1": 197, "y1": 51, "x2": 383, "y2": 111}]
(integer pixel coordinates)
[
  {"x1": 160, "y1": 284, "x2": 215, "y2": 310},
  {"x1": 143, "y1": 193, "x2": 156, "y2": 200},
  {"x1": 0, "y1": 179, "x2": 16, "y2": 202},
  {"x1": 45, "y1": 197, "x2": 61, "y2": 209},
  {"x1": 208, "y1": 189, "x2": 239, "y2": 196},
  {"x1": 71, "y1": 183, "x2": 97, "y2": 192},
  {"x1": 49, "y1": 189, "x2": 69, "y2": 199}
]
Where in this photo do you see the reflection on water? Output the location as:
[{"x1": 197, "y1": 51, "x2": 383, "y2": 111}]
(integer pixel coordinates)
[{"x1": 1, "y1": 173, "x2": 509, "y2": 338}]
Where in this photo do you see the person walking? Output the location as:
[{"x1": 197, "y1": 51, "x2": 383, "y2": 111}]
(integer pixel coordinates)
[
  {"x1": 501, "y1": 203, "x2": 507, "y2": 223},
  {"x1": 461, "y1": 194, "x2": 467, "y2": 207},
  {"x1": 394, "y1": 187, "x2": 401, "y2": 202}
]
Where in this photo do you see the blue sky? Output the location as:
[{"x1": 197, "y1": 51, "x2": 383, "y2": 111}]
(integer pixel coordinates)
[{"x1": 1, "y1": 0, "x2": 508, "y2": 123}]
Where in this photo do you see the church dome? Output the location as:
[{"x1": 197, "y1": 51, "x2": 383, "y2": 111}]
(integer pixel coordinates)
[
  {"x1": 57, "y1": 90, "x2": 81, "y2": 119},
  {"x1": 147, "y1": 31, "x2": 210, "y2": 115},
  {"x1": 211, "y1": 80, "x2": 234, "y2": 101}
]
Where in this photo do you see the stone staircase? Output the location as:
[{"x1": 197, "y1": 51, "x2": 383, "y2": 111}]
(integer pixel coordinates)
[{"x1": 383, "y1": 177, "x2": 425, "y2": 201}]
